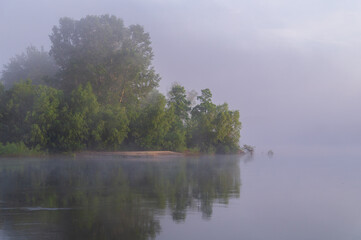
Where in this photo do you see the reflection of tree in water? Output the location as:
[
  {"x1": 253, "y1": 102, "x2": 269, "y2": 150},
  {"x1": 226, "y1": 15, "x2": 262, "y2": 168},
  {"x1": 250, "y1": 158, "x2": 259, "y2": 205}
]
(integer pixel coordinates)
[
  {"x1": 0, "y1": 159, "x2": 160, "y2": 240},
  {"x1": 130, "y1": 155, "x2": 241, "y2": 221},
  {"x1": 0, "y1": 155, "x2": 241, "y2": 239}
]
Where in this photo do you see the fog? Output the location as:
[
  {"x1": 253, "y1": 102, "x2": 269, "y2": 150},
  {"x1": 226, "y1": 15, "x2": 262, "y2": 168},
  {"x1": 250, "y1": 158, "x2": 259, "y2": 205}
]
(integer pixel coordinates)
[{"x1": 1, "y1": 0, "x2": 360, "y2": 154}]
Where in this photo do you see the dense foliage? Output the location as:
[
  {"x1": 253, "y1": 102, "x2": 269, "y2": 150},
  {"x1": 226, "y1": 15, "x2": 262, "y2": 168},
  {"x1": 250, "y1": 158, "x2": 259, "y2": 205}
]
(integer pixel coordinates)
[
  {"x1": 0, "y1": 15, "x2": 241, "y2": 154},
  {"x1": 49, "y1": 15, "x2": 160, "y2": 104},
  {"x1": 1, "y1": 46, "x2": 58, "y2": 88}
]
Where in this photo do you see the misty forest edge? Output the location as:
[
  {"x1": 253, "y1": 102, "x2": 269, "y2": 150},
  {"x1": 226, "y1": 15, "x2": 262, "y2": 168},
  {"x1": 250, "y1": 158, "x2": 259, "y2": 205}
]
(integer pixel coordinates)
[{"x1": 0, "y1": 14, "x2": 245, "y2": 156}]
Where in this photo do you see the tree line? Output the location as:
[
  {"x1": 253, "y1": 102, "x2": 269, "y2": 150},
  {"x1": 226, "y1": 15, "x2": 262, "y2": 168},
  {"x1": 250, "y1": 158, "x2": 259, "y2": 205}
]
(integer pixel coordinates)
[{"x1": 0, "y1": 15, "x2": 241, "y2": 153}]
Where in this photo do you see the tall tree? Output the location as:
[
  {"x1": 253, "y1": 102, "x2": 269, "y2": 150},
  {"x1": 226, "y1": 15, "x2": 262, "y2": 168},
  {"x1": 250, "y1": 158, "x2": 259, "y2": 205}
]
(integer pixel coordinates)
[
  {"x1": 189, "y1": 89, "x2": 241, "y2": 153},
  {"x1": 167, "y1": 83, "x2": 191, "y2": 121},
  {"x1": 1, "y1": 46, "x2": 58, "y2": 88},
  {"x1": 49, "y1": 15, "x2": 160, "y2": 104},
  {"x1": 130, "y1": 91, "x2": 173, "y2": 150},
  {"x1": 189, "y1": 89, "x2": 217, "y2": 152},
  {"x1": 0, "y1": 81, "x2": 36, "y2": 143},
  {"x1": 213, "y1": 103, "x2": 241, "y2": 153},
  {"x1": 27, "y1": 85, "x2": 63, "y2": 149}
]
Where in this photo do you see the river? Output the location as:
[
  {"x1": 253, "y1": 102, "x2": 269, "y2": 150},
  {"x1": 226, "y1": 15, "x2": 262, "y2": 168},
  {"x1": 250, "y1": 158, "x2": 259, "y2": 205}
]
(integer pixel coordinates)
[{"x1": 0, "y1": 153, "x2": 360, "y2": 239}]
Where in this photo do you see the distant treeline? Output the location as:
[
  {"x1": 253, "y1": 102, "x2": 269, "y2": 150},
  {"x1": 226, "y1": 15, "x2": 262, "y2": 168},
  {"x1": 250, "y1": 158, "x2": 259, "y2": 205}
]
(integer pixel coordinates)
[{"x1": 0, "y1": 15, "x2": 241, "y2": 154}]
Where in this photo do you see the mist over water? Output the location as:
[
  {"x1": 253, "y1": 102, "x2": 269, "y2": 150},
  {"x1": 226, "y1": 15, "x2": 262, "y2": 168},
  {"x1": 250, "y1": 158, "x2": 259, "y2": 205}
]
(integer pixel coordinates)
[
  {"x1": 1, "y1": 2, "x2": 360, "y2": 239},
  {"x1": 1, "y1": 153, "x2": 361, "y2": 240},
  {"x1": 1, "y1": 0, "x2": 361, "y2": 154},
  {"x1": 0, "y1": 155, "x2": 241, "y2": 239}
]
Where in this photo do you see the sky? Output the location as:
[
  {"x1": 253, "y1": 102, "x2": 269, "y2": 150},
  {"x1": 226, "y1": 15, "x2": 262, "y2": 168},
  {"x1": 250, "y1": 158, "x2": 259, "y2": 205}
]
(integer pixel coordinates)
[{"x1": 1, "y1": 0, "x2": 361, "y2": 155}]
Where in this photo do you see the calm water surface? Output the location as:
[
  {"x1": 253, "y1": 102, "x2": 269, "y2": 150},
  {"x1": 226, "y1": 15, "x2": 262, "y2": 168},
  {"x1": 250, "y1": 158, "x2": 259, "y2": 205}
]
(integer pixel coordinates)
[{"x1": 0, "y1": 153, "x2": 361, "y2": 240}]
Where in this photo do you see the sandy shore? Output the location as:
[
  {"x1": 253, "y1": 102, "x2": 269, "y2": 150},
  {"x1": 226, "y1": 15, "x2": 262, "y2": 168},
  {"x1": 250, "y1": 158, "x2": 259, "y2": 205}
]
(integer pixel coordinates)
[{"x1": 76, "y1": 151, "x2": 184, "y2": 157}]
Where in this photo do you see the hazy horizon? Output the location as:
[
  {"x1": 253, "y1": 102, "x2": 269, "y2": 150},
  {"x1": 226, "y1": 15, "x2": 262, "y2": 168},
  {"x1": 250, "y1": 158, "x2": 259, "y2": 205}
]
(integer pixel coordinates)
[{"x1": 1, "y1": 0, "x2": 360, "y2": 155}]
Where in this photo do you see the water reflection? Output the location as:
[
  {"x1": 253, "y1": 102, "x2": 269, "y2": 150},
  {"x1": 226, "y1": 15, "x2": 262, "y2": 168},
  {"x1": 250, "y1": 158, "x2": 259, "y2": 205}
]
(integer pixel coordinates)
[{"x1": 0, "y1": 155, "x2": 241, "y2": 240}]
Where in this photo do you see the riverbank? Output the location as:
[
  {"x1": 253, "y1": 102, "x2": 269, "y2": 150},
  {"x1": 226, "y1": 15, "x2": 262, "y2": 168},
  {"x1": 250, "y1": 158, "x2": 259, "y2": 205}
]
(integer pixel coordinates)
[
  {"x1": 0, "y1": 142, "x2": 45, "y2": 157},
  {"x1": 1, "y1": 147, "x2": 245, "y2": 158},
  {"x1": 76, "y1": 151, "x2": 184, "y2": 157},
  {"x1": 75, "y1": 150, "x2": 245, "y2": 158}
]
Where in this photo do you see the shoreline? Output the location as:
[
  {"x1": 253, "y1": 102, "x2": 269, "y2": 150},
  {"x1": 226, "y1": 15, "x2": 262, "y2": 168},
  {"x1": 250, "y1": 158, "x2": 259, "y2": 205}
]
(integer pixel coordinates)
[
  {"x1": 75, "y1": 150, "x2": 245, "y2": 158},
  {"x1": 76, "y1": 151, "x2": 185, "y2": 157},
  {"x1": 1, "y1": 150, "x2": 245, "y2": 158}
]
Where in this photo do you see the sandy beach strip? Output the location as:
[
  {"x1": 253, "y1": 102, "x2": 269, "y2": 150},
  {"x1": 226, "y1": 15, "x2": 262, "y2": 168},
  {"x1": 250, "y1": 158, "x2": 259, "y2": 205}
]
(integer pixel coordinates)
[{"x1": 77, "y1": 151, "x2": 184, "y2": 157}]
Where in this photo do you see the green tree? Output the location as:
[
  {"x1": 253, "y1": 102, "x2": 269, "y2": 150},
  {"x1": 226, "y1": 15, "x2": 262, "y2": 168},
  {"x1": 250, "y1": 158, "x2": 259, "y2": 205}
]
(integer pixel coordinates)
[
  {"x1": 0, "y1": 81, "x2": 36, "y2": 143},
  {"x1": 164, "y1": 84, "x2": 191, "y2": 151},
  {"x1": 0, "y1": 82, "x2": 4, "y2": 95},
  {"x1": 57, "y1": 82, "x2": 130, "y2": 151},
  {"x1": 189, "y1": 89, "x2": 217, "y2": 152},
  {"x1": 167, "y1": 83, "x2": 191, "y2": 121},
  {"x1": 0, "y1": 15, "x2": 242, "y2": 154},
  {"x1": 69, "y1": 83, "x2": 99, "y2": 117},
  {"x1": 53, "y1": 106, "x2": 88, "y2": 152},
  {"x1": 1, "y1": 46, "x2": 58, "y2": 88},
  {"x1": 189, "y1": 89, "x2": 241, "y2": 153},
  {"x1": 131, "y1": 91, "x2": 173, "y2": 150},
  {"x1": 53, "y1": 83, "x2": 101, "y2": 151},
  {"x1": 49, "y1": 15, "x2": 160, "y2": 104},
  {"x1": 192, "y1": 88, "x2": 215, "y2": 115},
  {"x1": 213, "y1": 104, "x2": 241, "y2": 153},
  {"x1": 0, "y1": 81, "x2": 65, "y2": 149},
  {"x1": 92, "y1": 104, "x2": 129, "y2": 150},
  {"x1": 27, "y1": 85, "x2": 63, "y2": 149},
  {"x1": 162, "y1": 105, "x2": 186, "y2": 151}
]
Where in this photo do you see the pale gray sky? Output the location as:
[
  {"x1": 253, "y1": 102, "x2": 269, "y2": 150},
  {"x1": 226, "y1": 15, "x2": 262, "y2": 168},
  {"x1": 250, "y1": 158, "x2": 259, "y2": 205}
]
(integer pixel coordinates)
[{"x1": 1, "y1": 0, "x2": 361, "y2": 154}]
